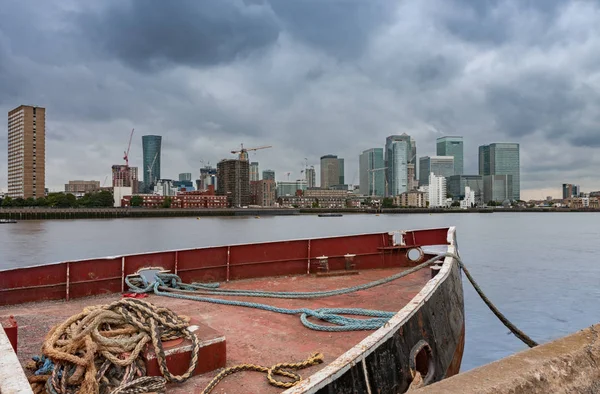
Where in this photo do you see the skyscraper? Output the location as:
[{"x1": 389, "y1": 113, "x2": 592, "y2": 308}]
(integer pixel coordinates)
[
  {"x1": 385, "y1": 134, "x2": 414, "y2": 196},
  {"x1": 305, "y1": 167, "x2": 316, "y2": 188},
  {"x1": 479, "y1": 143, "x2": 520, "y2": 200},
  {"x1": 436, "y1": 136, "x2": 464, "y2": 175},
  {"x1": 142, "y1": 135, "x2": 162, "y2": 192},
  {"x1": 320, "y1": 155, "x2": 343, "y2": 189},
  {"x1": 249, "y1": 162, "x2": 259, "y2": 182},
  {"x1": 262, "y1": 169, "x2": 275, "y2": 181},
  {"x1": 216, "y1": 159, "x2": 250, "y2": 207},
  {"x1": 359, "y1": 148, "x2": 385, "y2": 196},
  {"x1": 418, "y1": 156, "x2": 454, "y2": 186},
  {"x1": 7, "y1": 105, "x2": 45, "y2": 198}
]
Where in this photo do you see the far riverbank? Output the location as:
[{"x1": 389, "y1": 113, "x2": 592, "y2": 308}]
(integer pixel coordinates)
[{"x1": 1, "y1": 206, "x2": 599, "y2": 220}]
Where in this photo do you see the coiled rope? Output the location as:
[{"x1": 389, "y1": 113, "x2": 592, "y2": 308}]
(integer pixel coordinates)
[{"x1": 28, "y1": 298, "x2": 200, "y2": 394}]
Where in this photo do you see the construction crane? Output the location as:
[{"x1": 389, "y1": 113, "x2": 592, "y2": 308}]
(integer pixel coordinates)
[
  {"x1": 147, "y1": 151, "x2": 159, "y2": 188},
  {"x1": 102, "y1": 175, "x2": 108, "y2": 187},
  {"x1": 368, "y1": 167, "x2": 388, "y2": 197},
  {"x1": 123, "y1": 129, "x2": 135, "y2": 167},
  {"x1": 286, "y1": 172, "x2": 291, "y2": 181},
  {"x1": 231, "y1": 143, "x2": 272, "y2": 161}
]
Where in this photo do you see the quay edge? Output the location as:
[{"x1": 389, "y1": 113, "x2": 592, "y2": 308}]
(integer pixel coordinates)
[{"x1": 414, "y1": 324, "x2": 600, "y2": 394}]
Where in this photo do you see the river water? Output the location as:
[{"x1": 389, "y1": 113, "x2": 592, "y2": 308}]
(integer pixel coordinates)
[{"x1": 1, "y1": 212, "x2": 599, "y2": 372}]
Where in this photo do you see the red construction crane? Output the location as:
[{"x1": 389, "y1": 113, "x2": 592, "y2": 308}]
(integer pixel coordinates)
[
  {"x1": 231, "y1": 143, "x2": 272, "y2": 161},
  {"x1": 123, "y1": 128, "x2": 135, "y2": 167}
]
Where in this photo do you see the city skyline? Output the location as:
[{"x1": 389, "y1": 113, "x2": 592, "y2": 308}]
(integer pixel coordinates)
[{"x1": 1, "y1": 2, "x2": 599, "y2": 200}]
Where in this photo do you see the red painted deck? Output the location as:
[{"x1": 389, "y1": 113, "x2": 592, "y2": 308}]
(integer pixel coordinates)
[{"x1": 0, "y1": 266, "x2": 430, "y2": 393}]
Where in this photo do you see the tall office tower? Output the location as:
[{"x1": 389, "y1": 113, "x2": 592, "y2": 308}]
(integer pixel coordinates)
[
  {"x1": 262, "y1": 169, "x2": 275, "y2": 181},
  {"x1": 437, "y1": 136, "x2": 464, "y2": 175},
  {"x1": 305, "y1": 166, "x2": 316, "y2": 188},
  {"x1": 217, "y1": 159, "x2": 250, "y2": 207},
  {"x1": 359, "y1": 148, "x2": 385, "y2": 196},
  {"x1": 142, "y1": 135, "x2": 162, "y2": 192},
  {"x1": 249, "y1": 162, "x2": 259, "y2": 181},
  {"x1": 479, "y1": 143, "x2": 520, "y2": 200},
  {"x1": 7, "y1": 105, "x2": 45, "y2": 198},
  {"x1": 385, "y1": 134, "x2": 413, "y2": 196},
  {"x1": 320, "y1": 155, "x2": 343, "y2": 189},
  {"x1": 418, "y1": 156, "x2": 454, "y2": 186}
]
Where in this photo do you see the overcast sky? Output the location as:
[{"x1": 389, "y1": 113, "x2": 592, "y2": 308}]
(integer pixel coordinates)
[{"x1": 1, "y1": 0, "x2": 600, "y2": 199}]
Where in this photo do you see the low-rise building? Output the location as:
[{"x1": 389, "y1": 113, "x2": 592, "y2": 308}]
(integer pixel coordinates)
[
  {"x1": 303, "y1": 188, "x2": 349, "y2": 198},
  {"x1": 567, "y1": 197, "x2": 600, "y2": 209},
  {"x1": 394, "y1": 191, "x2": 427, "y2": 207},
  {"x1": 65, "y1": 180, "x2": 101, "y2": 195},
  {"x1": 121, "y1": 189, "x2": 227, "y2": 208},
  {"x1": 278, "y1": 196, "x2": 346, "y2": 208}
]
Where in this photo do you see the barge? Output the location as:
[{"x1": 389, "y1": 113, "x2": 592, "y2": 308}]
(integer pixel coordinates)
[{"x1": 0, "y1": 226, "x2": 464, "y2": 393}]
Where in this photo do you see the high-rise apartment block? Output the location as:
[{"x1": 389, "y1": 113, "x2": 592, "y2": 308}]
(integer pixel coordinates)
[
  {"x1": 198, "y1": 166, "x2": 217, "y2": 191},
  {"x1": 112, "y1": 165, "x2": 139, "y2": 193},
  {"x1": 479, "y1": 143, "x2": 520, "y2": 200},
  {"x1": 7, "y1": 105, "x2": 45, "y2": 198},
  {"x1": 305, "y1": 167, "x2": 316, "y2": 188},
  {"x1": 562, "y1": 184, "x2": 580, "y2": 199},
  {"x1": 262, "y1": 169, "x2": 275, "y2": 182},
  {"x1": 142, "y1": 135, "x2": 162, "y2": 192},
  {"x1": 385, "y1": 134, "x2": 415, "y2": 196},
  {"x1": 320, "y1": 155, "x2": 344, "y2": 189},
  {"x1": 418, "y1": 156, "x2": 454, "y2": 186},
  {"x1": 216, "y1": 159, "x2": 250, "y2": 207},
  {"x1": 249, "y1": 162, "x2": 259, "y2": 182},
  {"x1": 428, "y1": 173, "x2": 447, "y2": 208},
  {"x1": 359, "y1": 148, "x2": 385, "y2": 196},
  {"x1": 436, "y1": 136, "x2": 464, "y2": 175},
  {"x1": 250, "y1": 179, "x2": 275, "y2": 206}
]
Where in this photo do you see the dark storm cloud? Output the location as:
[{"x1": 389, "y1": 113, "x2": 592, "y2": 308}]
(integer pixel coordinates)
[
  {"x1": 79, "y1": 0, "x2": 280, "y2": 71},
  {"x1": 269, "y1": 0, "x2": 396, "y2": 58}
]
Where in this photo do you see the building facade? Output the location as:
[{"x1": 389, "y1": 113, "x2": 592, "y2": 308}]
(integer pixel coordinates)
[
  {"x1": 216, "y1": 159, "x2": 250, "y2": 207},
  {"x1": 7, "y1": 105, "x2": 45, "y2": 198},
  {"x1": 479, "y1": 143, "x2": 520, "y2": 201},
  {"x1": 276, "y1": 180, "x2": 307, "y2": 197},
  {"x1": 64, "y1": 180, "x2": 100, "y2": 194},
  {"x1": 436, "y1": 136, "x2": 464, "y2": 175},
  {"x1": 385, "y1": 134, "x2": 414, "y2": 197},
  {"x1": 483, "y1": 174, "x2": 513, "y2": 203},
  {"x1": 112, "y1": 165, "x2": 139, "y2": 194},
  {"x1": 418, "y1": 156, "x2": 454, "y2": 186},
  {"x1": 262, "y1": 169, "x2": 275, "y2": 182},
  {"x1": 562, "y1": 183, "x2": 580, "y2": 199},
  {"x1": 394, "y1": 191, "x2": 427, "y2": 208},
  {"x1": 359, "y1": 148, "x2": 385, "y2": 196},
  {"x1": 447, "y1": 175, "x2": 483, "y2": 202},
  {"x1": 320, "y1": 155, "x2": 344, "y2": 189},
  {"x1": 250, "y1": 179, "x2": 276, "y2": 206},
  {"x1": 428, "y1": 173, "x2": 448, "y2": 208},
  {"x1": 179, "y1": 173, "x2": 192, "y2": 182},
  {"x1": 142, "y1": 135, "x2": 162, "y2": 192},
  {"x1": 305, "y1": 167, "x2": 316, "y2": 188},
  {"x1": 249, "y1": 162, "x2": 259, "y2": 182}
]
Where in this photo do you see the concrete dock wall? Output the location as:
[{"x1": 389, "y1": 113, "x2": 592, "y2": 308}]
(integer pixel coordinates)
[{"x1": 415, "y1": 324, "x2": 600, "y2": 393}]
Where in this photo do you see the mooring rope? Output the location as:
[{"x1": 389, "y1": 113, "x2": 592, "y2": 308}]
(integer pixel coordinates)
[
  {"x1": 126, "y1": 252, "x2": 539, "y2": 345},
  {"x1": 28, "y1": 298, "x2": 199, "y2": 394}
]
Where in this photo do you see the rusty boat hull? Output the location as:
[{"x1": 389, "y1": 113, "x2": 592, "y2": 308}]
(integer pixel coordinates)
[{"x1": 0, "y1": 226, "x2": 464, "y2": 394}]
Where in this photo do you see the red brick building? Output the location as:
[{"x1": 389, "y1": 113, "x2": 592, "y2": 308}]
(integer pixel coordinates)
[
  {"x1": 121, "y1": 186, "x2": 227, "y2": 208},
  {"x1": 250, "y1": 180, "x2": 275, "y2": 206}
]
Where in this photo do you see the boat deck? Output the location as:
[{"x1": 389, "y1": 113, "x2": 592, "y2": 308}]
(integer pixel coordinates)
[{"x1": 0, "y1": 266, "x2": 430, "y2": 393}]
